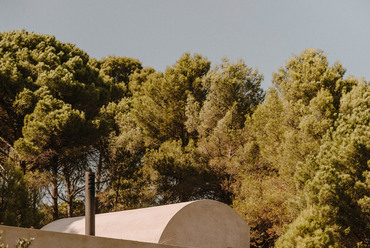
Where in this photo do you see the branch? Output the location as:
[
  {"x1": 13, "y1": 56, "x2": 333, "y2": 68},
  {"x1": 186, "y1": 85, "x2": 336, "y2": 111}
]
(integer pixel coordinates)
[
  {"x1": 0, "y1": 163, "x2": 9, "y2": 183},
  {"x1": 0, "y1": 136, "x2": 21, "y2": 164},
  {"x1": 0, "y1": 136, "x2": 14, "y2": 152}
]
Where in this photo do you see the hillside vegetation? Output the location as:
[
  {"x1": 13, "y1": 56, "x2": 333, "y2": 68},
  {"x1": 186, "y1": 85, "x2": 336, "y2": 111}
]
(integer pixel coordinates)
[{"x1": 0, "y1": 31, "x2": 368, "y2": 247}]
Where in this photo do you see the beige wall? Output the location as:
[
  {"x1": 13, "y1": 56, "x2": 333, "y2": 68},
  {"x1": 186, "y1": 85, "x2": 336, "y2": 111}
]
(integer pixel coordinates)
[
  {"x1": 0, "y1": 225, "x2": 185, "y2": 248},
  {"x1": 159, "y1": 200, "x2": 250, "y2": 248},
  {"x1": 41, "y1": 200, "x2": 250, "y2": 248}
]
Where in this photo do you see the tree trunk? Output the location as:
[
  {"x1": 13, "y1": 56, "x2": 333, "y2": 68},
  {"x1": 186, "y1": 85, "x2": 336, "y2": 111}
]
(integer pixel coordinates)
[
  {"x1": 51, "y1": 158, "x2": 59, "y2": 220},
  {"x1": 95, "y1": 147, "x2": 104, "y2": 214},
  {"x1": 66, "y1": 184, "x2": 73, "y2": 217},
  {"x1": 63, "y1": 165, "x2": 73, "y2": 218},
  {"x1": 51, "y1": 174, "x2": 59, "y2": 220}
]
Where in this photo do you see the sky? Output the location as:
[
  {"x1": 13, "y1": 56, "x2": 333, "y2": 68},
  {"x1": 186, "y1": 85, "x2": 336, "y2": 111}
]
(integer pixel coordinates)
[{"x1": 1, "y1": 0, "x2": 369, "y2": 89}]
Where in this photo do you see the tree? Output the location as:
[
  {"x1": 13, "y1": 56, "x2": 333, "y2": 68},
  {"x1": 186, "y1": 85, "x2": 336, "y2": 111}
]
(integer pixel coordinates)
[
  {"x1": 133, "y1": 56, "x2": 264, "y2": 205},
  {"x1": 0, "y1": 30, "x2": 107, "y2": 148},
  {"x1": 191, "y1": 59, "x2": 264, "y2": 204},
  {"x1": 193, "y1": 58, "x2": 264, "y2": 137},
  {"x1": 97, "y1": 56, "x2": 142, "y2": 101},
  {"x1": 270, "y1": 48, "x2": 355, "y2": 177},
  {"x1": 3, "y1": 29, "x2": 369, "y2": 247},
  {"x1": 143, "y1": 139, "x2": 223, "y2": 204},
  {"x1": 93, "y1": 98, "x2": 150, "y2": 212},
  {"x1": 276, "y1": 81, "x2": 369, "y2": 247},
  {"x1": 231, "y1": 49, "x2": 357, "y2": 247},
  {"x1": 89, "y1": 56, "x2": 148, "y2": 212},
  {"x1": 131, "y1": 53, "x2": 210, "y2": 148},
  {"x1": 14, "y1": 90, "x2": 88, "y2": 219},
  {"x1": 0, "y1": 30, "x2": 113, "y2": 221},
  {"x1": 0, "y1": 160, "x2": 42, "y2": 228}
]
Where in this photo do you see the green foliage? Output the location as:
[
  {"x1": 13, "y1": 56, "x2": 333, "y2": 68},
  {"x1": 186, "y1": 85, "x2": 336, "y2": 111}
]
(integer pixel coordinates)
[
  {"x1": 1, "y1": 30, "x2": 368, "y2": 248},
  {"x1": 233, "y1": 173, "x2": 292, "y2": 247},
  {"x1": 14, "y1": 90, "x2": 89, "y2": 218},
  {"x1": 99, "y1": 56, "x2": 142, "y2": 85},
  {"x1": 0, "y1": 30, "x2": 107, "y2": 220},
  {"x1": 191, "y1": 59, "x2": 264, "y2": 203},
  {"x1": 144, "y1": 139, "x2": 222, "y2": 204},
  {"x1": 14, "y1": 238, "x2": 33, "y2": 248},
  {"x1": 93, "y1": 98, "x2": 150, "y2": 211},
  {"x1": 0, "y1": 30, "x2": 105, "y2": 134},
  {"x1": 0, "y1": 161, "x2": 42, "y2": 228},
  {"x1": 278, "y1": 82, "x2": 370, "y2": 247},
  {"x1": 131, "y1": 53, "x2": 210, "y2": 147},
  {"x1": 272, "y1": 48, "x2": 349, "y2": 106},
  {"x1": 196, "y1": 58, "x2": 264, "y2": 136},
  {"x1": 270, "y1": 48, "x2": 354, "y2": 177},
  {"x1": 275, "y1": 207, "x2": 340, "y2": 248},
  {"x1": 231, "y1": 48, "x2": 361, "y2": 247},
  {"x1": 15, "y1": 92, "x2": 86, "y2": 158},
  {"x1": 98, "y1": 56, "x2": 142, "y2": 101}
]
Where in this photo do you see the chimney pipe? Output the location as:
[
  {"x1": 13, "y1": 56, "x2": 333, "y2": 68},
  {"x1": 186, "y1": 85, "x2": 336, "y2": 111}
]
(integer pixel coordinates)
[{"x1": 85, "y1": 170, "x2": 95, "y2": 235}]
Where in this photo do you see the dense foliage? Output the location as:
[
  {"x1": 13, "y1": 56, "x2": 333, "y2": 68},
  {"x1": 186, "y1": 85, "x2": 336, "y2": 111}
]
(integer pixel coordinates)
[{"x1": 0, "y1": 31, "x2": 368, "y2": 247}]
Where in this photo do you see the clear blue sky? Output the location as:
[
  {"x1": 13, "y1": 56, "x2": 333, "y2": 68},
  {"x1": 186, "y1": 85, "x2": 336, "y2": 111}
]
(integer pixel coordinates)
[{"x1": 1, "y1": 0, "x2": 369, "y2": 89}]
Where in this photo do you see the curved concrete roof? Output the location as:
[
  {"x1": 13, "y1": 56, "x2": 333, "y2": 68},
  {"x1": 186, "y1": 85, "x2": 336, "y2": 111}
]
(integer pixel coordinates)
[{"x1": 42, "y1": 200, "x2": 250, "y2": 248}]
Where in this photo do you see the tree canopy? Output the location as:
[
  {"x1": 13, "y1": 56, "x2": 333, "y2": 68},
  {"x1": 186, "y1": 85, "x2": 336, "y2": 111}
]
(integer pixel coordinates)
[{"x1": 0, "y1": 31, "x2": 368, "y2": 247}]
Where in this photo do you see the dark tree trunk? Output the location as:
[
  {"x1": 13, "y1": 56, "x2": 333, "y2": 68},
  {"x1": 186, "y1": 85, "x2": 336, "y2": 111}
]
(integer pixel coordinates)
[
  {"x1": 65, "y1": 177, "x2": 73, "y2": 218},
  {"x1": 51, "y1": 158, "x2": 59, "y2": 220},
  {"x1": 51, "y1": 176, "x2": 59, "y2": 220}
]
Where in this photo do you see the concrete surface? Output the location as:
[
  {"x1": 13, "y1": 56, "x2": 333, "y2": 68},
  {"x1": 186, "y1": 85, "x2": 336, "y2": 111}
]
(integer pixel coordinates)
[
  {"x1": 0, "y1": 225, "x2": 184, "y2": 248},
  {"x1": 42, "y1": 200, "x2": 250, "y2": 248}
]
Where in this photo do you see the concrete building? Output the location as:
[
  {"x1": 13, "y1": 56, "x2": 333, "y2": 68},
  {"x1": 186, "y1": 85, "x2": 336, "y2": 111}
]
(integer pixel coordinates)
[{"x1": 2, "y1": 200, "x2": 250, "y2": 248}]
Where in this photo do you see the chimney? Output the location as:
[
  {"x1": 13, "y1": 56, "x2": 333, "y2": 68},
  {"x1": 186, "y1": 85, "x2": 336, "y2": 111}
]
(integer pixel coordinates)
[{"x1": 85, "y1": 169, "x2": 95, "y2": 235}]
